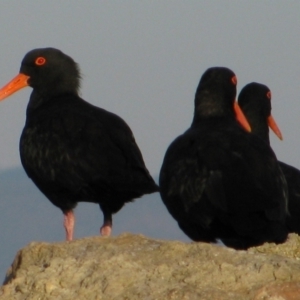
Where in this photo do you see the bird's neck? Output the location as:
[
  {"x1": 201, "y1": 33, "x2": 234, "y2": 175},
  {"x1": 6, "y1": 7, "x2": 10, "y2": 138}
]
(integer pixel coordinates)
[
  {"x1": 192, "y1": 91, "x2": 236, "y2": 125},
  {"x1": 191, "y1": 100, "x2": 236, "y2": 128},
  {"x1": 191, "y1": 113, "x2": 238, "y2": 132},
  {"x1": 26, "y1": 89, "x2": 78, "y2": 117},
  {"x1": 251, "y1": 121, "x2": 270, "y2": 144},
  {"x1": 242, "y1": 109, "x2": 270, "y2": 145}
]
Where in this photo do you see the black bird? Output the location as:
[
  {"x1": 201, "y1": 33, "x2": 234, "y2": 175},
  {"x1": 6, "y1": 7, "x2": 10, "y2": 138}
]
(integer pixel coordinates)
[
  {"x1": 0, "y1": 48, "x2": 158, "y2": 241},
  {"x1": 238, "y1": 82, "x2": 300, "y2": 234},
  {"x1": 159, "y1": 67, "x2": 288, "y2": 249}
]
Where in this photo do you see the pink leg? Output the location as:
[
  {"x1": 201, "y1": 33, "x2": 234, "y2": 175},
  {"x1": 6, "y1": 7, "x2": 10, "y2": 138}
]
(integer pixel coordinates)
[
  {"x1": 100, "y1": 210, "x2": 112, "y2": 236},
  {"x1": 100, "y1": 220, "x2": 112, "y2": 236},
  {"x1": 63, "y1": 210, "x2": 75, "y2": 241}
]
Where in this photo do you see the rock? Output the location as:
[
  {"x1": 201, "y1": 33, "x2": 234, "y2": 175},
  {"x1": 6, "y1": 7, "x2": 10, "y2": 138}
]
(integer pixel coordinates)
[{"x1": 1, "y1": 233, "x2": 300, "y2": 299}]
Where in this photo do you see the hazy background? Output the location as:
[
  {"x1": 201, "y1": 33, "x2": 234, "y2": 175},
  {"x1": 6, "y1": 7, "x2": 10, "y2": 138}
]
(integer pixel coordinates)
[{"x1": 0, "y1": 1, "x2": 300, "y2": 278}]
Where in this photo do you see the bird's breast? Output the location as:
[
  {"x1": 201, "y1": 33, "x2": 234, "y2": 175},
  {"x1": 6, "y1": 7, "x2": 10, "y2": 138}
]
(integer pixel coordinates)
[{"x1": 20, "y1": 125, "x2": 72, "y2": 180}]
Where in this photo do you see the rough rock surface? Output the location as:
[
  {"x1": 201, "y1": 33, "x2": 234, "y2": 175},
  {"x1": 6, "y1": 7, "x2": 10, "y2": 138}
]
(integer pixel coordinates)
[{"x1": 1, "y1": 233, "x2": 300, "y2": 300}]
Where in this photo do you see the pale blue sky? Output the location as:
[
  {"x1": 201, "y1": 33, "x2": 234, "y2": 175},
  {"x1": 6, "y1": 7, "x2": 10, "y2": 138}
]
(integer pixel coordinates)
[{"x1": 0, "y1": 1, "x2": 299, "y2": 175}]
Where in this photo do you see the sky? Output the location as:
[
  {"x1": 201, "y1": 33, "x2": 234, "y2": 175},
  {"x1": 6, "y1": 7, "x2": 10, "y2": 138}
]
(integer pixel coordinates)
[
  {"x1": 0, "y1": 0, "x2": 300, "y2": 275},
  {"x1": 0, "y1": 1, "x2": 300, "y2": 175}
]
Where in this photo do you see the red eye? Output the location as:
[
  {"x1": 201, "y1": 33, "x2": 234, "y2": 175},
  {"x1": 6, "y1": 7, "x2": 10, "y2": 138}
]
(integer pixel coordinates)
[
  {"x1": 266, "y1": 91, "x2": 271, "y2": 100},
  {"x1": 35, "y1": 57, "x2": 46, "y2": 66},
  {"x1": 231, "y1": 75, "x2": 237, "y2": 85}
]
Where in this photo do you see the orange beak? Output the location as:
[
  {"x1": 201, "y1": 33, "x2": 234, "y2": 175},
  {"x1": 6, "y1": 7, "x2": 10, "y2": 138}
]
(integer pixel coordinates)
[
  {"x1": 0, "y1": 73, "x2": 30, "y2": 101},
  {"x1": 267, "y1": 115, "x2": 283, "y2": 140},
  {"x1": 234, "y1": 101, "x2": 251, "y2": 132}
]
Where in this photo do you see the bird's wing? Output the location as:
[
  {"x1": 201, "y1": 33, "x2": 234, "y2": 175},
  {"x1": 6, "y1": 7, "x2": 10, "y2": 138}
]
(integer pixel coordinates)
[{"x1": 21, "y1": 102, "x2": 155, "y2": 195}]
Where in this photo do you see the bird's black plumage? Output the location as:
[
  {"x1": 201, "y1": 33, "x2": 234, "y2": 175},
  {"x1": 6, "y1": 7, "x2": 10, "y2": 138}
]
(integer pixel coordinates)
[
  {"x1": 159, "y1": 67, "x2": 288, "y2": 249},
  {"x1": 238, "y1": 82, "x2": 300, "y2": 234},
  {"x1": 0, "y1": 47, "x2": 158, "y2": 240}
]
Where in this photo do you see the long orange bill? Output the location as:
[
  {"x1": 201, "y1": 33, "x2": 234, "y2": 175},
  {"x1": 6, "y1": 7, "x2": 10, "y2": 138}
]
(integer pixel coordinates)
[
  {"x1": 234, "y1": 101, "x2": 251, "y2": 132},
  {"x1": 0, "y1": 73, "x2": 30, "y2": 101},
  {"x1": 267, "y1": 115, "x2": 283, "y2": 140}
]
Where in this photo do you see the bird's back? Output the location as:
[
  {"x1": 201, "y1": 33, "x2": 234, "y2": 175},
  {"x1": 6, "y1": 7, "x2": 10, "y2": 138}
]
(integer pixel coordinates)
[{"x1": 279, "y1": 161, "x2": 300, "y2": 233}]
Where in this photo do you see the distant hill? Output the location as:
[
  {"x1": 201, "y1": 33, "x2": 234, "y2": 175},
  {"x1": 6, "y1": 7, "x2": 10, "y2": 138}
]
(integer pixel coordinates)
[{"x1": 0, "y1": 167, "x2": 189, "y2": 280}]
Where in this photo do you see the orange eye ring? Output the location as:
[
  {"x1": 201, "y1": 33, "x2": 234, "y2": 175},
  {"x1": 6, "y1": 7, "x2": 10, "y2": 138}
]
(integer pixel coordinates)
[
  {"x1": 35, "y1": 57, "x2": 46, "y2": 66},
  {"x1": 231, "y1": 75, "x2": 237, "y2": 85},
  {"x1": 266, "y1": 91, "x2": 271, "y2": 100}
]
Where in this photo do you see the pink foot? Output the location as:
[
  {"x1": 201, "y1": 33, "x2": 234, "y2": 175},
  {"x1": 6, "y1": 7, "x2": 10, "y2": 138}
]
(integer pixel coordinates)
[
  {"x1": 63, "y1": 210, "x2": 75, "y2": 241},
  {"x1": 100, "y1": 224, "x2": 112, "y2": 236}
]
